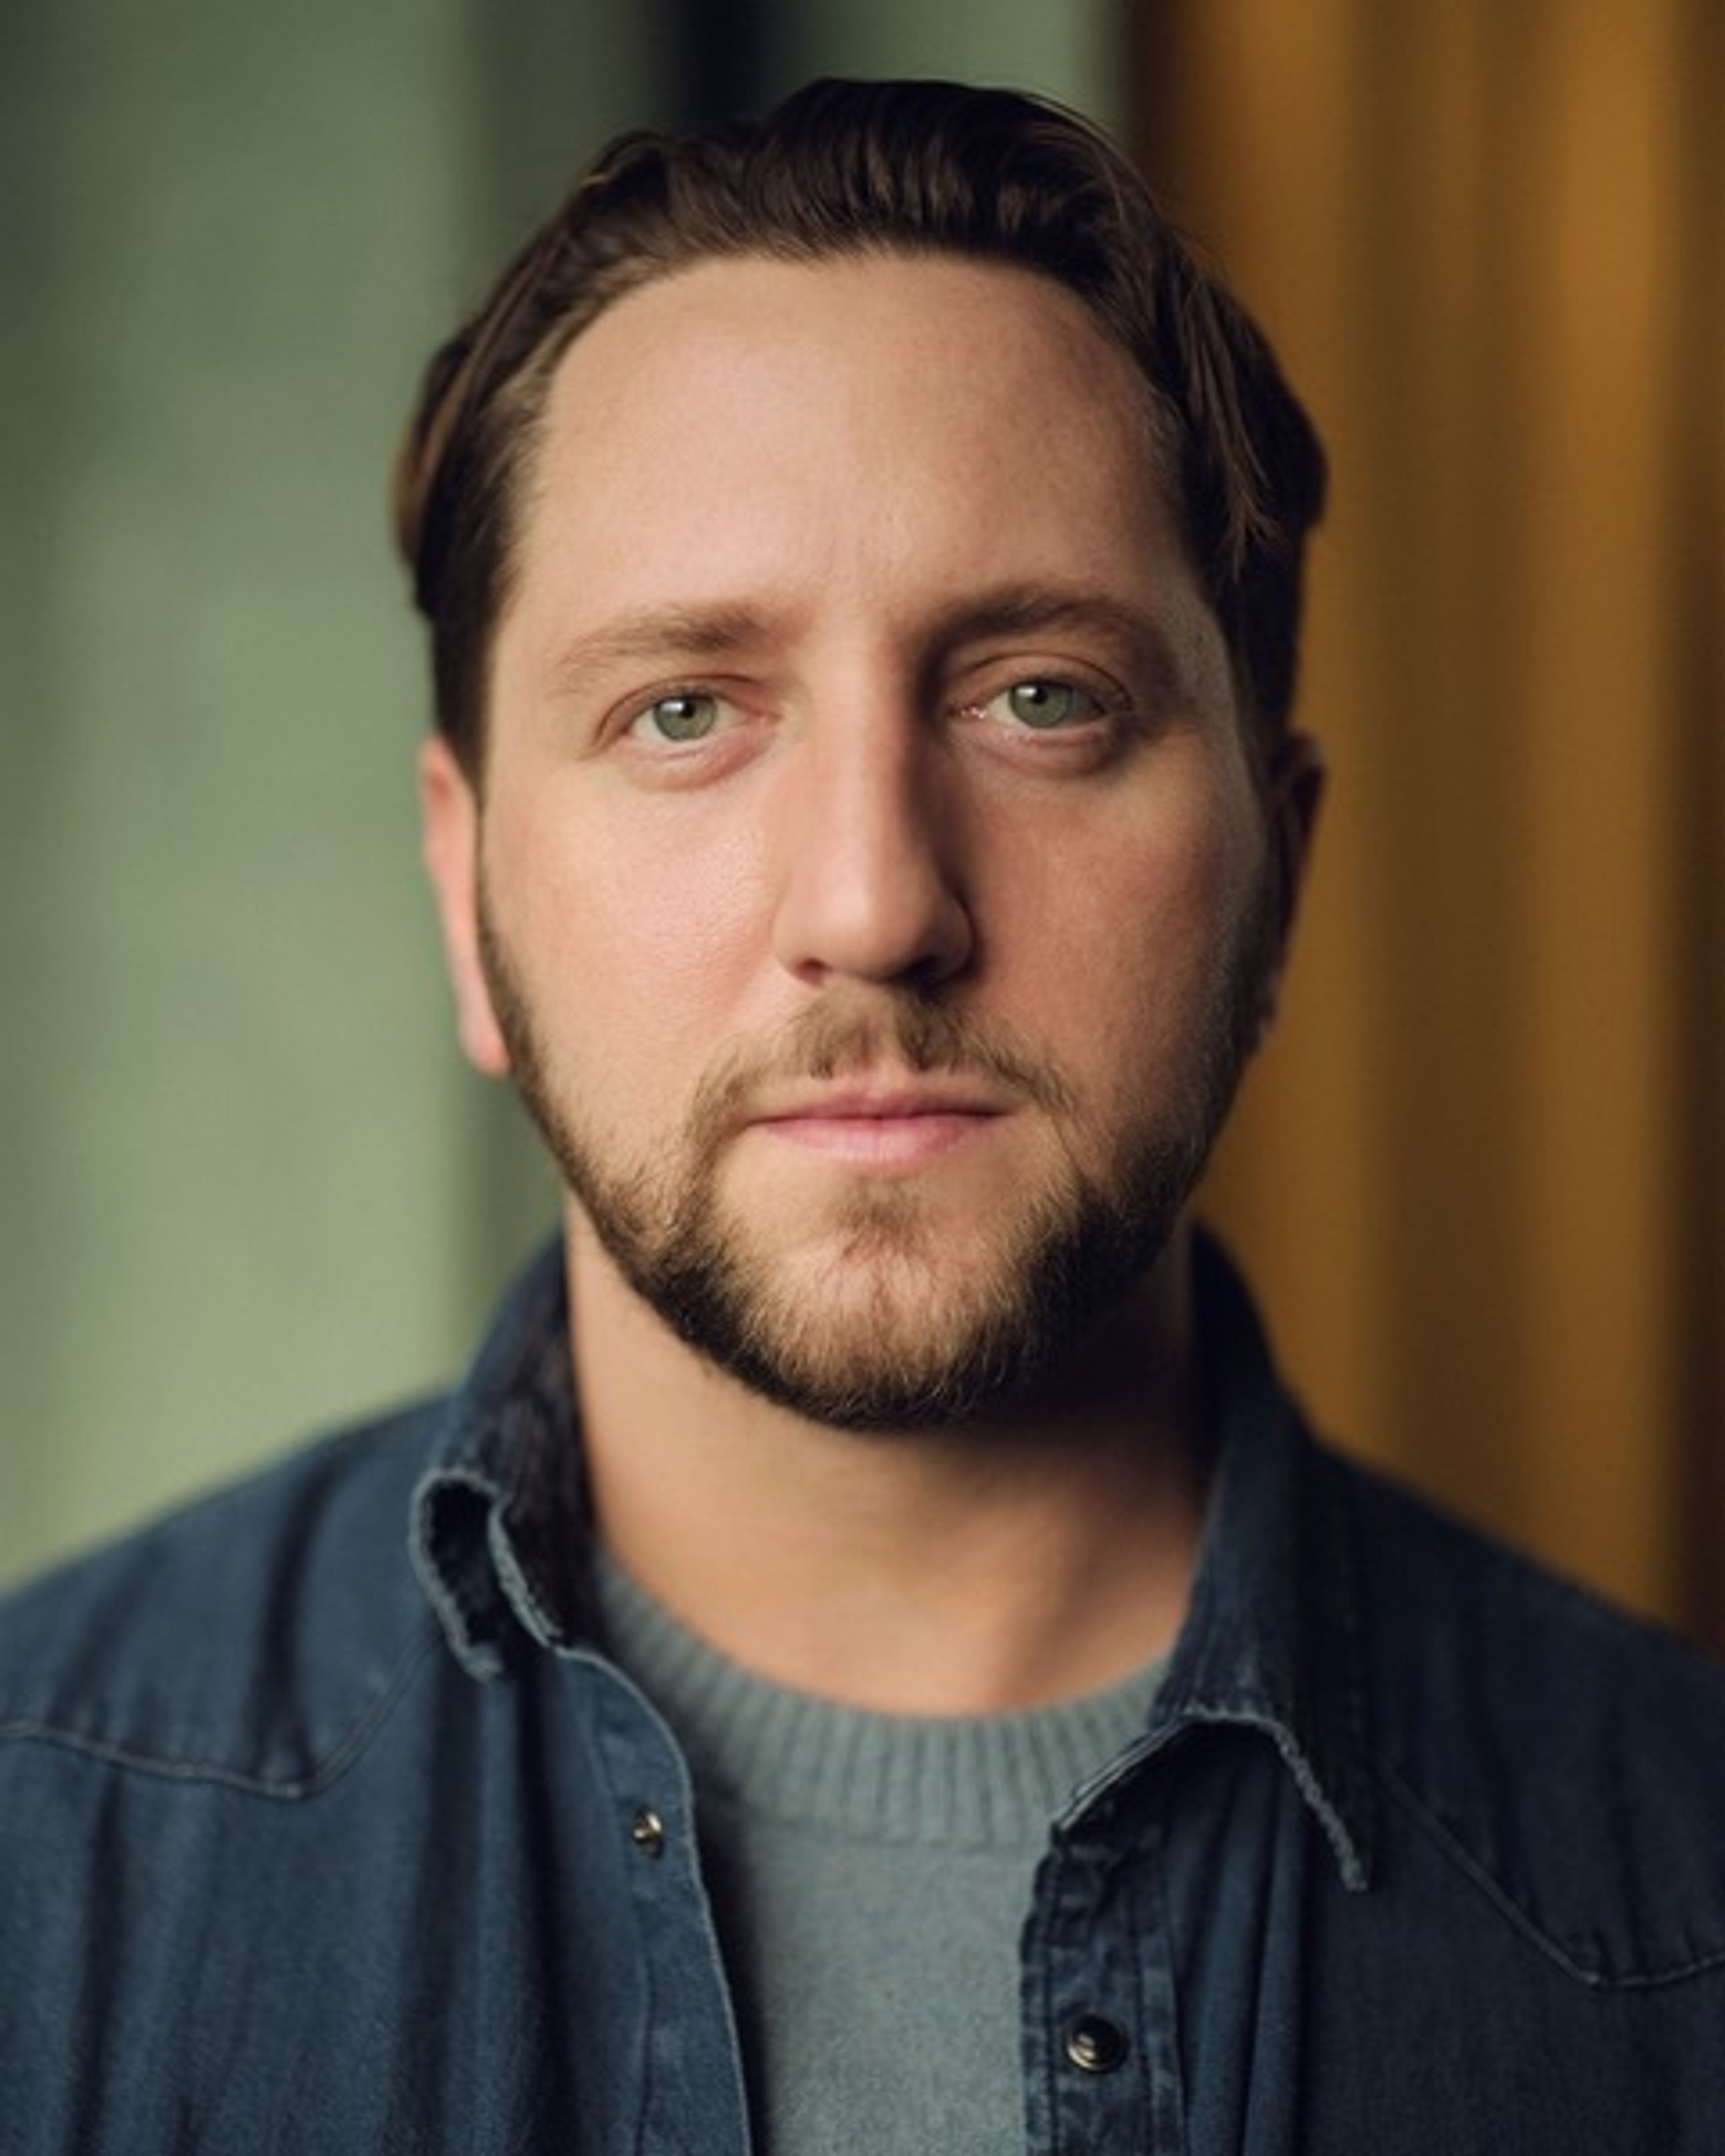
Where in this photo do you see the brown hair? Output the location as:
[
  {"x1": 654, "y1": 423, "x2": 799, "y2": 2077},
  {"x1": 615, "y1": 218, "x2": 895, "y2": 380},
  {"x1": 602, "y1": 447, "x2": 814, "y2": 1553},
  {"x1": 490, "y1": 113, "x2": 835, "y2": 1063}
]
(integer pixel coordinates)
[{"x1": 393, "y1": 77, "x2": 1326, "y2": 773}]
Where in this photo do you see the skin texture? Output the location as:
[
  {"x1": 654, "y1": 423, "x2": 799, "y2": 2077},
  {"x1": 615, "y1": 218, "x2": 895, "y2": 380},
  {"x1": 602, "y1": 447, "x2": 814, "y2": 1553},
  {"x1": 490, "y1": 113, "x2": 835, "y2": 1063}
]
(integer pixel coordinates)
[{"x1": 421, "y1": 254, "x2": 1320, "y2": 1710}]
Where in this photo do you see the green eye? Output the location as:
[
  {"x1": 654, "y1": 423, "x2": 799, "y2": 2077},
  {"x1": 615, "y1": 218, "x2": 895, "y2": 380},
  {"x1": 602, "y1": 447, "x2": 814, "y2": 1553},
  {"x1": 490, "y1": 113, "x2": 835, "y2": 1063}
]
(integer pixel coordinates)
[
  {"x1": 636, "y1": 693, "x2": 721, "y2": 742},
  {"x1": 1000, "y1": 679, "x2": 1092, "y2": 730}
]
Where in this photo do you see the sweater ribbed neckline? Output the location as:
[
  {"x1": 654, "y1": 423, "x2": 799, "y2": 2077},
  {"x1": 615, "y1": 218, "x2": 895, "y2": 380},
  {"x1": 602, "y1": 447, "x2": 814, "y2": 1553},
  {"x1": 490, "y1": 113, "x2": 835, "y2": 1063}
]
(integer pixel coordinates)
[{"x1": 593, "y1": 1545, "x2": 1164, "y2": 1851}]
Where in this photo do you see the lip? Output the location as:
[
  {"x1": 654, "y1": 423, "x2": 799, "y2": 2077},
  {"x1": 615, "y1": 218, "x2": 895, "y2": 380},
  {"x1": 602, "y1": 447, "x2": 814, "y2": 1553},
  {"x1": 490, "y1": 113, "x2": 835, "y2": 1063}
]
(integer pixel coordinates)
[{"x1": 746, "y1": 1083, "x2": 1012, "y2": 1169}]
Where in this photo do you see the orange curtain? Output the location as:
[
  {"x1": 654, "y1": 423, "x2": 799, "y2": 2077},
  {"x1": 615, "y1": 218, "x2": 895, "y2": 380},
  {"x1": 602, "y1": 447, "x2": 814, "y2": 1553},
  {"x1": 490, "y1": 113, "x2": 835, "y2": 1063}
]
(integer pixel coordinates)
[{"x1": 1129, "y1": 1, "x2": 1725, "y2": 1647}]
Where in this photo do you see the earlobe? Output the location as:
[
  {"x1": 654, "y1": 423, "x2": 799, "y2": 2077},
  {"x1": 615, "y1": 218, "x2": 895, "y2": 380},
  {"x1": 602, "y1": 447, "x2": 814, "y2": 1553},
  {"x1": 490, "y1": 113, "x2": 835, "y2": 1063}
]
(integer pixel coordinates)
[{"x1": 417, "y1": 733, "x2": 512, "y2": 1078}]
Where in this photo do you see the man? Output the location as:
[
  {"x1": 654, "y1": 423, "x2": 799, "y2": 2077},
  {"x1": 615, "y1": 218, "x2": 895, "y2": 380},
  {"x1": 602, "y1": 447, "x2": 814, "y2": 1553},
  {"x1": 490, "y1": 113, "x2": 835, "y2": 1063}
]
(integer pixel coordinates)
[{"x1": 3, "y1": 78, "x2": 1722, "y2": 2153}]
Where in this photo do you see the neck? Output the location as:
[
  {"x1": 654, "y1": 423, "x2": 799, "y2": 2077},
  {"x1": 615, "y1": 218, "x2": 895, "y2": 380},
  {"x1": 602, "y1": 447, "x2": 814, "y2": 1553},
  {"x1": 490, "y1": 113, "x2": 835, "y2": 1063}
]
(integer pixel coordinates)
[{"x1": 565, "y1": 1213, "x2": 1209, "y2": 1716}]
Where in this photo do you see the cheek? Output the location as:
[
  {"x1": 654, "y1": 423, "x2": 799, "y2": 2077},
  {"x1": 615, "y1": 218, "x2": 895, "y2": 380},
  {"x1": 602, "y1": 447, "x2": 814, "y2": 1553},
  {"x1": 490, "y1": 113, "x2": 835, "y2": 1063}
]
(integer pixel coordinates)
[
  {"x1": 489, "y1": 786, "x2": 771, "y2": 1057},
  {"x1": 1017, "y1": 784, "x2": 1268, "y2": 1083}
]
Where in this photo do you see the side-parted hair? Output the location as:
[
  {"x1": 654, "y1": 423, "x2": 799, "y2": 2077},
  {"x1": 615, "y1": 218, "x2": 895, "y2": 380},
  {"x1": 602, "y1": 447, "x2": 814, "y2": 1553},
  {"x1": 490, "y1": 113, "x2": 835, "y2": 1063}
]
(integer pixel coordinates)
[{"x1": 393, "y1": 77, "x2": 1326, "y2": 775}]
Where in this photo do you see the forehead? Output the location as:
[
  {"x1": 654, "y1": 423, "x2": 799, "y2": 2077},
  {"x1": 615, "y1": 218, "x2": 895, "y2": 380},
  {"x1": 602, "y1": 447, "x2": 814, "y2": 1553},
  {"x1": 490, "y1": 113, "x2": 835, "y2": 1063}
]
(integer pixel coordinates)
[
  {"x1": 497, "y1": 252, "x2": 1206, "y2": 679},
  {"x1": 547, "y1": 250, "x2": 1166, "y2": 487}
]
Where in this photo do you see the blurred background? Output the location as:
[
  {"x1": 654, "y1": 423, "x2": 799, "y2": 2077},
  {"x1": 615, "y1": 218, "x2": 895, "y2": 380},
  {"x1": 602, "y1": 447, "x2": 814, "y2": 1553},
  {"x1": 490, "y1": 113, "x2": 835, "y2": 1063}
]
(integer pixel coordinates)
[{"x1": 3, "y1": 1, "x2": 1720, "y2": 1652}]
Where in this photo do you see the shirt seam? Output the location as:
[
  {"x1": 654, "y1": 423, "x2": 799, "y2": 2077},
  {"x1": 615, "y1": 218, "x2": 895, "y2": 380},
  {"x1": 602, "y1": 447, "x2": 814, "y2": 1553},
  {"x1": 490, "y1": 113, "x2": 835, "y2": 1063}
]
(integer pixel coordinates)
[
  {"x1": 0, "y1": 1619, "x2": 443, "y2": 1800},
  {"x1": 1377, "y1": 1754, "x2": 1725, "y2": 1988}
]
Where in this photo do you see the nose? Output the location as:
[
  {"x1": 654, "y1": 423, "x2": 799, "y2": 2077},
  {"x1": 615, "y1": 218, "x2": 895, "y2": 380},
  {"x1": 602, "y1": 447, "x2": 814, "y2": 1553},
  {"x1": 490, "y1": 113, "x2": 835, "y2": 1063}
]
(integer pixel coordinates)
[{"x1": 769, "y1": 712, "x2": 975, "y2": 990}]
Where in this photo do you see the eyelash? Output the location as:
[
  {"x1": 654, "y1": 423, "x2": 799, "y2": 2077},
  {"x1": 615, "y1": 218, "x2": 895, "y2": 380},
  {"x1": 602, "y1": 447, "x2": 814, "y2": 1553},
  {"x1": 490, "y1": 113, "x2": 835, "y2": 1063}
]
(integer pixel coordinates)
[
  {"x1": 627, "y1": 689, "x2": 729, "y2": 745},
  {"x1": 611, "y1": 668, "x2": 1134, "y2": 771},
  {"x1": 961, "y1": 676, "x2": 1116, "y2": 735}
]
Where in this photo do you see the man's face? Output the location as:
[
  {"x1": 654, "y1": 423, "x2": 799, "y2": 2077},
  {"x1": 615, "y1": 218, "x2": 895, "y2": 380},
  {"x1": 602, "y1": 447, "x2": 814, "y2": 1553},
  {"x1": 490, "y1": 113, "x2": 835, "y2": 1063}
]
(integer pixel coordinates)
[{"x1": 424, "y1": 254, "x2": 1309, "y2": 1427}]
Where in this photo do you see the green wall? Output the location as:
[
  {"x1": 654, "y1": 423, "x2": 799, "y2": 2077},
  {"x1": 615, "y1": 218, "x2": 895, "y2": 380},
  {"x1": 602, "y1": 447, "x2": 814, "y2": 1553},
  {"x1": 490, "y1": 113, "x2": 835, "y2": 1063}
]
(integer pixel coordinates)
[{"x1": 1, "y1": 1, "x2": 1114, "y2": 1581}]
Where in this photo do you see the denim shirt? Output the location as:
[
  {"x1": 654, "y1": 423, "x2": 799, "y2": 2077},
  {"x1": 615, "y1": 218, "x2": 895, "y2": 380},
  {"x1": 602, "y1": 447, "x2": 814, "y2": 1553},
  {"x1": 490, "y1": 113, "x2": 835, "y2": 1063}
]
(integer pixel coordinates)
[{"x1": 4, "y1": 1238, "x2": 1725, "y2": 2153}]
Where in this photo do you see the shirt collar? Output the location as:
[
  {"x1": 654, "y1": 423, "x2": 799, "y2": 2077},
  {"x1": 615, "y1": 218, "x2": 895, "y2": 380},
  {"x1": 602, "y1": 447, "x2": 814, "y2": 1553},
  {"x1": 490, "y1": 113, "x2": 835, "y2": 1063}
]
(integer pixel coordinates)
[
  {"x1": 409, "y1": 1239, "x2": 594, "y2": 1680},
  {"x1": 1124, "y1": 1233, "x2": 1375, "y2": 1889},
  {"x1": 409, "y1": 1230, "x2": 1375, "y2": 1886}
]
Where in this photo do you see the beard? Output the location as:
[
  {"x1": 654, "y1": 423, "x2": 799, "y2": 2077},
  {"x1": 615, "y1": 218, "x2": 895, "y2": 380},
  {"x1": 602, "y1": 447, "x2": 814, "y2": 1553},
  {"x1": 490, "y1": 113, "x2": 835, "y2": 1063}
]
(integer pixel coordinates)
[{"x1": 478, "y1": 881, "x2": 1274, "y2": 1432}]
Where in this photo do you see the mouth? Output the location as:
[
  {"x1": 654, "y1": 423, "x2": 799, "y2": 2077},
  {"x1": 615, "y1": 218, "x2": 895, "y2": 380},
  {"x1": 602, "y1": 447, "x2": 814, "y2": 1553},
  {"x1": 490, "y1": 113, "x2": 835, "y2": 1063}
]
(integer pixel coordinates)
[{"x1": 745, "y1": 1082, "x2": 1013, "y2": 1169}]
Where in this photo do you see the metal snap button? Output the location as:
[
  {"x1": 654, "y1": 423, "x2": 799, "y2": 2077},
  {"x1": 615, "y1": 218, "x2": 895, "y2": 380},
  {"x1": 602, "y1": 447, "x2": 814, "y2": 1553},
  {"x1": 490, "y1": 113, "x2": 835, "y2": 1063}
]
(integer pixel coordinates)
[
  {"x1": 629, "y1": 1806, "x2": 666, "y2": 1857},
  {"x1": 1065, "y1": 2014, "x2": 1130, "y2": 2074}
]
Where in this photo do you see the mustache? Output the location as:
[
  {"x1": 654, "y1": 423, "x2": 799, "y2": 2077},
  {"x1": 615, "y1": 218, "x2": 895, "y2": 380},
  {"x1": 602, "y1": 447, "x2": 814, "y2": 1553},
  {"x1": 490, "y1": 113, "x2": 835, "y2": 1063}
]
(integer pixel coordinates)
[{"x1": 688, "y1": 991, "x2": 1080, "y2": 1136}]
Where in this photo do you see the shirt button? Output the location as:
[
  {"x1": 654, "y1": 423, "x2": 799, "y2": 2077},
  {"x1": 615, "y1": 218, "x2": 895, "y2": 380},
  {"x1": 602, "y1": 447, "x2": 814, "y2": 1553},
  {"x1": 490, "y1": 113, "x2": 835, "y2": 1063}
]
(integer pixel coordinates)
[
  {"x1": 1065, "y1": 2014, "x2": 1130, "y2": 2074},
  {"x1": 629, "y1": 1806, "x2": 666, "y2": 1858}
]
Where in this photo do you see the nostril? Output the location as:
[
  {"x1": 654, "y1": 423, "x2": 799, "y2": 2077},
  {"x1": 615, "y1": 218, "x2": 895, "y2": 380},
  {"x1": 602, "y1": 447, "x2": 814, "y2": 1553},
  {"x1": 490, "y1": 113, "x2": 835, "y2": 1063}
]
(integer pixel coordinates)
[{"x1": 771, "y1": 821, "x2": 974, "y2": 988}]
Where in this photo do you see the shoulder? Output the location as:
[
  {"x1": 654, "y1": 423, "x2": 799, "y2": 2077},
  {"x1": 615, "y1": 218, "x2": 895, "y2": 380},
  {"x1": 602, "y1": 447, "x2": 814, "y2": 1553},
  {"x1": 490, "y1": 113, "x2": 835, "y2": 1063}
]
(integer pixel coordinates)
[
  {"x1": 1323, "y1": 1445, "x2": 1725, "y2": 1984},
  {"x1": 0, "y1": 1400, "x2": 451, "y2": 1796}
]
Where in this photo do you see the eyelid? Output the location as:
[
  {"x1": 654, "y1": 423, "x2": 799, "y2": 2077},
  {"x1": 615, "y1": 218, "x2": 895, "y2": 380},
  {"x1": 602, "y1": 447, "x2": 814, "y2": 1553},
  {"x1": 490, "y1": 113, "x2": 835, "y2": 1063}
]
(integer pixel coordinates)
[
  {"x1": 606, "y1": 676, "x2": 772, "y2": 784},
  {"x1": 624, "y1": 687, "x2": 724, "y2": 741},
  {"x1": 611, "y1": 677, "x2": 745, "y2": 740},
  {"x1": 956, "y1": 667, "x2": 1130, "y2": 730}
]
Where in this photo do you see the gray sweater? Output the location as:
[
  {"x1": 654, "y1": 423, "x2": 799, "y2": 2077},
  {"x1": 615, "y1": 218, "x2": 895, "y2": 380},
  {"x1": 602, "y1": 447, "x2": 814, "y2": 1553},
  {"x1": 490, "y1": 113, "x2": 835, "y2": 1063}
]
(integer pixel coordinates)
[{"x1": 595, "y1": 1548, "x2": 1163, "y2": 2154}]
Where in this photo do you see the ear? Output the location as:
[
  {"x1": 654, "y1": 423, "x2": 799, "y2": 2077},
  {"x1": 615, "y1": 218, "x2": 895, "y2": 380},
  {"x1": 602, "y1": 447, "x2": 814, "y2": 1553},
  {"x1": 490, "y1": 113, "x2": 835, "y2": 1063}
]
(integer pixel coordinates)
[
  {"x1": 418, "y1": 733, "x2": 512, "y2": 1077},
  {"x1": 1254, "y1": 730, "x2": 1326, "y2": 1041}
]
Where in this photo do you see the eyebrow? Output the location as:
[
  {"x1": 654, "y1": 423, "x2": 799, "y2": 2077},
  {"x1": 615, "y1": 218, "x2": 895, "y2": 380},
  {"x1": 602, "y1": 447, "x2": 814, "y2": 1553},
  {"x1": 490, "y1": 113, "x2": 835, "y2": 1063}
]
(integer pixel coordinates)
[
  {"x1": 926, "y1": 584, "x2": 1196, "y2": 709},
  {"x1": 542, "y1": 604, "x2": 777, "y2": 693},
  {"x1": 541, "y1": 582, "x2": 1199, "y2": 705},
  {"x1": 932, "y1": 583, "x2": 1180, "y2": 659}
]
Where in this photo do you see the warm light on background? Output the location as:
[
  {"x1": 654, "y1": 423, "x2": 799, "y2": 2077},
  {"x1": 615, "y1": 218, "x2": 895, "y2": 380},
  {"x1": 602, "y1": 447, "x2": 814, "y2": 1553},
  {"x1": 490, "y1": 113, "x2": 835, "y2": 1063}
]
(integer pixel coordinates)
[{"x1": 1142, "y1": 1, "x2": 1725, "y2": 1648}]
